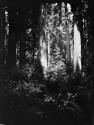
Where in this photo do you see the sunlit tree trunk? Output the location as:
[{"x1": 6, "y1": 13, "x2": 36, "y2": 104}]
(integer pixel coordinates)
[
  {"x1": 66, "y1": 21, "x2": 70, "y2": 62},
  {"x1": 39, "y1": 30, "x2": 48, "y2": 77},
  {"x1": 70, "y1": 39, "x2": 74, "y2": 63},
  {"x1": 39, "y1": 6, "x2": 48, "y2": 77},
  {"x1": 73, "y1": 23, "x2": 82, "y2": 72},
  {"x1": 65, "y1": 3, "x2": 70, "y2": 62}
]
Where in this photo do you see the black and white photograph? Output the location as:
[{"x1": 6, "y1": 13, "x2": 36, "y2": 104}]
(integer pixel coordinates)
[{"x1": 0, "y1": 0, "x2": 94, "y2": 124}]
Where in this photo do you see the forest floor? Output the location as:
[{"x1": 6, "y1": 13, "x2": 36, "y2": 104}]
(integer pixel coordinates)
[{"x1": 0, "y1": 65, "x2": 93, "y2": 125}]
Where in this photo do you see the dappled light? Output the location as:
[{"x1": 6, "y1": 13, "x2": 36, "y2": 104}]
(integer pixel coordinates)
[{"x1": 0, "y1": 0, "x2": 93, "y2": 125}]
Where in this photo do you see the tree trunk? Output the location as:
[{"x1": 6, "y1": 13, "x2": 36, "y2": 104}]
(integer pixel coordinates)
[
  {"x1": 8, "y1": 12, "x2": 16, "y2": 66},
  {"x1": 65, "y1": 3, "x2": 70, "y2": 62},
  {"x1": 73, "y1": 23, "x2": 82, "y2": 72},
  {"x1": 0, "y1": 8, "x2": 6, "y2": 66},
  {"x1": 8, "y1": 30, "x2": 16, "y2": 66},
  {"x1": 19, "y1": 31, "x2": 26, "y2": 67}
]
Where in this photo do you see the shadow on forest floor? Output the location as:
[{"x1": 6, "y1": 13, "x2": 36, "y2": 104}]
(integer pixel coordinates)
[{"x1": 0, "y1": 65, "x2": 93, "y2": 125}]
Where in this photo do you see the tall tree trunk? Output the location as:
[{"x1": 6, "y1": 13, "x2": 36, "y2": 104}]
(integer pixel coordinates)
[
  {"x1": 65, "y1": 3, "x2": 70, "y2": 62},
  {"x1": 0, "y1": 8, "x2": 6, "y2": 66},
  {"x1": 73, "y1": 23, "x2": 82, "y2": 72},
  {"x1": 8, "y1": 12, "x2": 16, "y2": 66},
  {"x1": 8, "y1": 29, "x2": 16, "y2": 66},
  {"x1": 19, "y1": 31, "x2": 26, "y2": 67},
  {"x1": 66, "y1": 21, "x2": 70, "y2": 62}
]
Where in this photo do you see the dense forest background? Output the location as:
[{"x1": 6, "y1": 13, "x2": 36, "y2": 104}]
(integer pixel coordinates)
[
  {"x1": 0, "y1": 0, "x2": 93, "y2": 79},
  {"x1": 0, "y1": 0, "x2": 94, "y2": 125}
]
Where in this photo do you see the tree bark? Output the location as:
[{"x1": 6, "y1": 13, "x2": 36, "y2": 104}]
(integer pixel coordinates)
[{"x1": 65, "y1": 3, "x2": 70, "y2": 62}]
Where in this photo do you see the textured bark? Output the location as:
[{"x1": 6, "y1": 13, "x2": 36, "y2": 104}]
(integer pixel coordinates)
[{"x1": 65, "y1": 3, "x2": 70, "y2": 62}]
